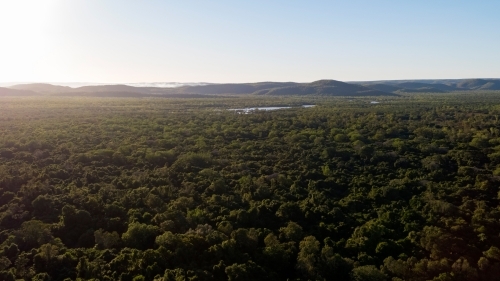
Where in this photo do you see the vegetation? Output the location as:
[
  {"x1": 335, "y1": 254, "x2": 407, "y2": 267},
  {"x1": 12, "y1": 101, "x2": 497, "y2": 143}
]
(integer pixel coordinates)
[{"x1": 1, "y1": 93, "x2": 500, "y2": 280}]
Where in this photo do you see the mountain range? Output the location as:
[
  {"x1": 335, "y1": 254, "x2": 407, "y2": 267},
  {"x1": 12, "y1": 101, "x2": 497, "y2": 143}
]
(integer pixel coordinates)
[
  {"x1": 358, "y1": 78, "x2": 500, "y2": 93},
  {"x1": 2, "y1": 78, "x2": 499, "y2": 97}
]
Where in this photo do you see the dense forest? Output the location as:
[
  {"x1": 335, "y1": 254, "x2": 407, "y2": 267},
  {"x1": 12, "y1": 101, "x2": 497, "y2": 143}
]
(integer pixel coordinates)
[{"x1": 1, "y1": 93, "x2": 500, "y2": 281}]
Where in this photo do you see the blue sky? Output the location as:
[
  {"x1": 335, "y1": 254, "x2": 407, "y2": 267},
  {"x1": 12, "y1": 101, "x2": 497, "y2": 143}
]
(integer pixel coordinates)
[{"x1": 1, "y1": 0, "x2": 499, "y2": 83}]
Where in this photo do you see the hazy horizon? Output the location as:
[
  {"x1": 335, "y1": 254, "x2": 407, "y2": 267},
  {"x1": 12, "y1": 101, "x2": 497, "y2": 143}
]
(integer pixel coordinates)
[
  {"x1": 0, "y1": 77, "x2": 500, "y2": 88},
  {"x1": 1, "y1": 1, "x2": 500, "y2": 83},
  {"x1": 2, "y1": 78, "x2": 500, "y2": 89}
]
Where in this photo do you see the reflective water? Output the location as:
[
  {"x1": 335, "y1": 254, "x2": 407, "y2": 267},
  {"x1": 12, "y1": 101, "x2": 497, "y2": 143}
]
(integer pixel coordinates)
[
  {"x1": 228, "y1": 107, "x2": 291, "y2": 112},
  {"x1": 228, "y1": 105, "x2": 315, "y2": 113}
]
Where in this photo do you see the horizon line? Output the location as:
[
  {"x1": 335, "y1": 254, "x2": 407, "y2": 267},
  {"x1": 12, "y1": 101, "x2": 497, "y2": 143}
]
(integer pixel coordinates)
[{"x1": 2, "y1": 77, "x2": 500, "y2": 86}]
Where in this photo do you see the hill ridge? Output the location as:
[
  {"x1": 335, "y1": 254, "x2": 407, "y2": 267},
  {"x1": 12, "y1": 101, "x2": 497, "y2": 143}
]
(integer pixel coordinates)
[{"x1": 7, "y1": 78, "x2": 500, "y2": 97}]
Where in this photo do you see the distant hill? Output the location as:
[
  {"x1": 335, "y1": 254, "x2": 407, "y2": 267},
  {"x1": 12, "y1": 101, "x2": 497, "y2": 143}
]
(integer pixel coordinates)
[
  {"x1": 455, "y1": 79, "x2": 500, "y2": 90},
  {"x1": 456, "y1": 79, "x2": 489, "y2": 89},
  {"x1": 6, "y1": 78, "x2": 500, "y2": 97},
  {"x1": 395, "y1": 82, "x2": 455, "y2": 91},
  {"x1": 357, "y1": 78, "x2": 500, "y2": 93},
  {"x1": 363, "y1": 83, "x2": 402, "y2": 93},
  {"x1": 54, "y1": 91, "x2": 213, "y2": 98},
  {"x1": 395, "y1": 87, "x2": 446, "y2": 93},
  {"x1": 0, "y1": 87, "x2": 38, "y2": 96},
  {"x1": 253, "y1": 80, "x2": 395, "y2": 96},
  {"x1": 126, "y1": 82, "x2": 213, "y2": 88},
  {"x1": 172, "y1": 82, "x2": 299, "y2": 95},
  {"x1": 54, "y1": 91, "x2": 148, "y2": 97},
  {"x1": 10, "y1": 83, "x2": 72, "y2": 94},
  {"x1": 168, "y1": 80, "x2": 393, "y2": 96},
  {"x1": 8, "y1": 80, "x2": 395, "y2": 97},
  {"x1": 162, "y1": 80, "x2": 396, "y2": 96},
  {"x1": 72, "y1": 85, "x2": 155, "y2": 94},
  {"x1": 354, "y1": 78, "x2": 500, "y2": 85},
  {"x1": 479, "y1": 81, "x2": 500, "y2": 90}
]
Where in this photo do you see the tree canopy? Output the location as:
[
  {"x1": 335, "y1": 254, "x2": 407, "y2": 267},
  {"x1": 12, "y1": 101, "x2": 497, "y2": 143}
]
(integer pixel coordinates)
[{"x1": 1, "y1": 93, "x2": 500, "y2": 280}]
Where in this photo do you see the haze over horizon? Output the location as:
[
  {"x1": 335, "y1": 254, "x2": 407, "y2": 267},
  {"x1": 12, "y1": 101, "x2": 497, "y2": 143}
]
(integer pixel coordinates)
[
  {"x1": 1, "y1": 0, "x2": 499, "y2": 84},
  {"x1": 2, "y1": 78, "x2": 500, "y2": 90}
]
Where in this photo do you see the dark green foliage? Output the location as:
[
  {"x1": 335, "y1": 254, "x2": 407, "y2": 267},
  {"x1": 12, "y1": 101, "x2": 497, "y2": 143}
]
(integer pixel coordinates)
[
  {"x1": 1, "y1": 94, "x2": 500, "y2": 280},
  {"x1": 351, "y1": 265, "x2": 388, "y2": 281},
  {"x1": 122, "y1": 223, "x2": 159, "y2": 250}
]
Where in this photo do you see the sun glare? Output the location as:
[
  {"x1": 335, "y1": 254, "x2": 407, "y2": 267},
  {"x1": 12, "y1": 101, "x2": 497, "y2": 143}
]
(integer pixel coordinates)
[{"x1": 0, "y1": 0, "x2": 59, "y2": 82}]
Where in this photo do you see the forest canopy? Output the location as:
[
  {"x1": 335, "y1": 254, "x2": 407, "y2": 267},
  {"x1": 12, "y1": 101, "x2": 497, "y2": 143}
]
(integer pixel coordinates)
[{"x1": 1, "y1": 93, "x2": 500, "y2": 280}]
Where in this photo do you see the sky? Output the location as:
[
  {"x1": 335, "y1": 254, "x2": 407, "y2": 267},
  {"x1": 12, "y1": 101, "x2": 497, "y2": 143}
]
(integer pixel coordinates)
[{"x1": 1, "y1": 0, "x2": 499, "y2": 84}]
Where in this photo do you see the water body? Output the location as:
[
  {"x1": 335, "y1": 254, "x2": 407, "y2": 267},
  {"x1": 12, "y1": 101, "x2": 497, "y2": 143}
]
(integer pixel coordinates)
[
  {"x1": 228, "y1": 107, "x2": 291, "y2": 112},
  {"x1": 228, "y1": 105, "x2": 315, "y2": 113},
  {"x1": 370, "y1": 101, "x2": 380, "y2": 104}
]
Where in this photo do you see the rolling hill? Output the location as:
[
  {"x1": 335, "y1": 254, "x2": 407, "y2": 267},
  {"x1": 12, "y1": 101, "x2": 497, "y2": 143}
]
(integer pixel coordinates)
[
  {"x1": 6, "y1": 78, "x2": 500, "y2": 97},
  {"x1": 171, "y1": 82, "x2": 299, "y2": 95},
  {"x1": 252, "y1": 80, "x2": 395, "y2": 96},
  {"x1": 455, "y1": 79, "x2": 500, "y2": 90},
  {"x1": 10, "y1": 83, "x2": 73, "y2": 94},
  {"x1": 8, "y1": 80, "x2": 395, "y2": 97},
  {"x1": 359, "y1": 78, "x2": 500, "y2": 93},
  {"x1": 0, "y1": 87, "x2": 38, "y2": 96}
]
